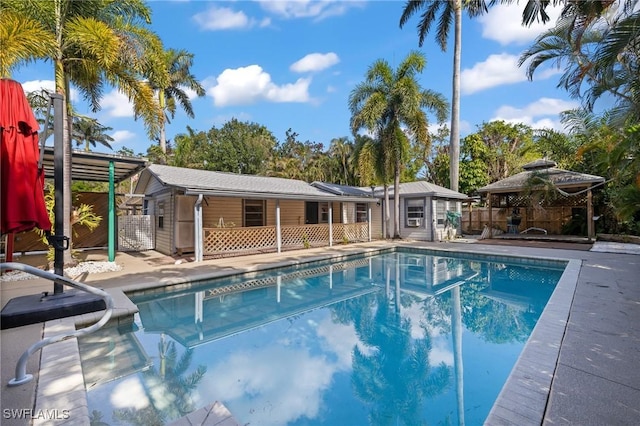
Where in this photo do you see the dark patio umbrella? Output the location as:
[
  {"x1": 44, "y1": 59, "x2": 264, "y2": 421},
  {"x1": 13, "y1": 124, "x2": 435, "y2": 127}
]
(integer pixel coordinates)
[{"x1": 0, "y1": 78, "x2": 51, "y2": 235}]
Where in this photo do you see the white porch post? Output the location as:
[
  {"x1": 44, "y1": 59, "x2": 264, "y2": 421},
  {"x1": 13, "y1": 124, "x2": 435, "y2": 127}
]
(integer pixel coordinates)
[
  {"x1": 194, "y1": 194, "x2": 203, "y2": 262},
  {"x1": 276, "y1": 199, "x2": 282, "y2": 253},
  {"x1": 329, "y1": 202, "x2": 333, "y2": 247},
  {"x1": 368, "y1": 203, "x2": 372, "y2": 242},
  {"x1": 587, "y1": 188, "x2": 594, "y2": 241}
]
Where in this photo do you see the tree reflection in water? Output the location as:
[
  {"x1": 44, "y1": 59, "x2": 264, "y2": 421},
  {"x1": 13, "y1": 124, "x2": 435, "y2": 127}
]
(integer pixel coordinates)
[
  {"x1": 333, "y1": 291, "x2": 451, "y2": 425},
  {"x1": 112, "y1": 336, "x2": 206, "y2": 425}
]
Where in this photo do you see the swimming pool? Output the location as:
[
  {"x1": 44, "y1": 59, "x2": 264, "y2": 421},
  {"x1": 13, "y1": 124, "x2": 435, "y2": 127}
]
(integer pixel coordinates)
[{"x1": 78, "y1": 249, "x2": 565, "y2": 425}]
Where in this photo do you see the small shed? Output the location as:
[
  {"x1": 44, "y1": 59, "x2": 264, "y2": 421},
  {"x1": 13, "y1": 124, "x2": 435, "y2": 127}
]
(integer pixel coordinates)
[
  {"x1": 474, "y1": 159, "x2": 605, "y2": 239},
  {"x1": 373, "y1": 181, "x2": 469, "y2": 241}
]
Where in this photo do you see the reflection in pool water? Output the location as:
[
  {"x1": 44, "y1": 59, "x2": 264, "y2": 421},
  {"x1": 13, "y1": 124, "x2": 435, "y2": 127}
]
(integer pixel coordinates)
[{"x1": 79, "y1": 251, "x2": 564, "y2": 425}]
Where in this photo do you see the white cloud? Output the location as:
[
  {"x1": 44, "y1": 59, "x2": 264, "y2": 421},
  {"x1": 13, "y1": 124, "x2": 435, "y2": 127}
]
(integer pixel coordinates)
[
  {"x1": 110, "y1": 377, "x2": 150, "y2": 410},
  {"x1": 193, "y1": 6, "x2": 256, "y2": 30},
  {"x1": 111, "y1": 130, "x2": 136, "y2": 145},
  {"x1": 205, "y1": 65, "x2": 311, "y2": 107},
  {"x1": 100, "y1": 90, "x2": 134, "y2": 117},
  {"x1": 478, "y1": 3, "x2": 563, "y2": 45},
  {"x1": 491, "y1": 97, "x2": 580, "y2": 130},
  {"x1": 461, "y1": 53, "x2": 527, "y2": 95},
  {"x1": 290, "y1": 52, "x2": 340, "y2": 73},
  {"x1": 204, "y1": 345, "x2": 336, "y2": 425},
  {"x1": 257, "y1": 0, "x2": 364, "y2": 21},
  {"x1": 21, "y1": 79, "x2": 79, "y2": 102}
]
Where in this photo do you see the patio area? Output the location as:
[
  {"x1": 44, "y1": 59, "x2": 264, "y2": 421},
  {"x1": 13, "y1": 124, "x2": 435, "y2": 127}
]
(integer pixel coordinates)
[{"x1": 1, "y1": 239, "x2": 639, "y2": 425}]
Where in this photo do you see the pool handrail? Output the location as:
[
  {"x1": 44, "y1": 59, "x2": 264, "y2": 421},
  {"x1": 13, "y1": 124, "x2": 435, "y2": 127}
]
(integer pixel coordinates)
[{"x1": 0, "y1": 262, "x2": 114, "y2": 386}]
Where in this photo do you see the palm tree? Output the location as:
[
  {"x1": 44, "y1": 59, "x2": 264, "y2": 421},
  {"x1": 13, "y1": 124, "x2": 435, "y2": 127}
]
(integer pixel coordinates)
[
  {"x1": 1, "y1": 0, "x2": 167, "y2": 266},
  {"x1": 354, "y1": 134, "x2": 394, "y2": 238},
  {"x1": 519, "y1": 5, "x2": 640, "y2": 127},
  {"x1": 329, "y1": 136, "x2": 355, "y2": 185},
  {"x1": 151, "y1": 48, "x2": 205, "y2": 155},
  {"x1": 400, "y1": 0, "x2": 488, "y2": 193},
  {"x1": 349, "y1": 51, "x2": 448, "y2": 238},
  {"x1": 71, "y1": 116, "x2": 114, "y2": 152}
]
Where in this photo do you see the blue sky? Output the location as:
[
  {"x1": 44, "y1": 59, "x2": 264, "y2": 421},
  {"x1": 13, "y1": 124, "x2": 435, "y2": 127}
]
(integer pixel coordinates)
[{"x1": 12, "y1": 0, "x2": 578, "y2": 156}]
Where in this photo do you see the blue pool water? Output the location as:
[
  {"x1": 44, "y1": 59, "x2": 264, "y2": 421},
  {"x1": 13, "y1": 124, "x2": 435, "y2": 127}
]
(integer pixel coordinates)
[{"x1": 79, "y1": 250, "x2": 565, "y2": 425}]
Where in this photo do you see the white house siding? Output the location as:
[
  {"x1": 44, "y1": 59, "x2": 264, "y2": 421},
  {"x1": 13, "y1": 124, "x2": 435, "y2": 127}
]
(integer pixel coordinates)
[
  {"x1": 400, "y1": 197, "x2": 432, "y2": 241},
  {"x1": 145, "y1": 175, "x2": 166, "y2": 195},
  {"x1": 343, "y1": 202, "x2": 356, "y2": 223},
  {"x1": 370, "y1": 203, "x2": 383, "y2": 239},
  {"x1": 432, "y1": 199, "x2": 462, "y2": 241},
  {"x1": 154, "y1": 191, "x2": 174, "y2": 255}
]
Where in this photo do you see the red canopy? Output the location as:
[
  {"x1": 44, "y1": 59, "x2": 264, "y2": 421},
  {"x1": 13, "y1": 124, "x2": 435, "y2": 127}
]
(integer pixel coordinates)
[{"x1": 0, "y1": 78, "x2": 52, "y2": 235}]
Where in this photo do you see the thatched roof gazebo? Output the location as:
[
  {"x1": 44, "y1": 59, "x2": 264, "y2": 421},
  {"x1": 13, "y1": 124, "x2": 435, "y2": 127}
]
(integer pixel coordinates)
[{"x1": 475, "y1": 159, "x2": 605, "y2": 240}]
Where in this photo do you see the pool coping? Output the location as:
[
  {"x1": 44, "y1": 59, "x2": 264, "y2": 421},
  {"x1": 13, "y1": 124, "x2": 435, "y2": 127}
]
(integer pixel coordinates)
[{"x1": 31, "y1": 244, "x2": 578, "y2": 425}]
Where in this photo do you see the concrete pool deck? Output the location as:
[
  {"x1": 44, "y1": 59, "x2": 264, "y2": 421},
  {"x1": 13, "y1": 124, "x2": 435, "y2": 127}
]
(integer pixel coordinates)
[{"x1": 1, "y1": 239, "x2": 639, "y2": 425}]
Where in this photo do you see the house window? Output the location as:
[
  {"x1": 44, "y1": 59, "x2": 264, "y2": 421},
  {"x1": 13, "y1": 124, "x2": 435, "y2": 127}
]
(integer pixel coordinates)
[
  {"x1": 157, "y1": 202, "x2": 165, "y2": 229},
  {"x1": 406, "y1": 199, "x2": 424, "y2": 227},
  {"x1": 319, "y1": 202, "x2": 329, "y2": 223},
  {"x1": 244, "y1": 199, "x2": 265, "y2": 227},
  {"x1": 436, "y1": 200, "x2": 446, "y2": 225},
  {"x1": 356, "y1": 203, "x2": 368, "y2": 223}
]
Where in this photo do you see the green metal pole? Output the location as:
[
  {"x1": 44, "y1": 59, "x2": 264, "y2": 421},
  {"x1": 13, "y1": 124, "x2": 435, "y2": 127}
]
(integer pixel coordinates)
[{"x1": 108, "y1": 161, "x2": 115, "y2": 261}]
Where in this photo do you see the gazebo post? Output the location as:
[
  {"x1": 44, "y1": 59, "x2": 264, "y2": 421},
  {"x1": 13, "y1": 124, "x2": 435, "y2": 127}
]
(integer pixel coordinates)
[
  {"x1": 487, "y1": 192, "x2": 493, "y2": 239},
  {"x1": 587, "y1": 187, "x2": 594, "y2": 241}
]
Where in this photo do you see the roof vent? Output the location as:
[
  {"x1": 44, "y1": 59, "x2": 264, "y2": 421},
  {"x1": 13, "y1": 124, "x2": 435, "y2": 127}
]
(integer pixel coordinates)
[{"x1": 522, "y1": 159, "x2": 557, "y2": 171}]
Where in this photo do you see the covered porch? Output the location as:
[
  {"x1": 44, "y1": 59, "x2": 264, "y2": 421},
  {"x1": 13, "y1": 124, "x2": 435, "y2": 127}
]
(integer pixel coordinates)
[{"x1": 471, "y1": 159, "x2": 605, "y2": 240}]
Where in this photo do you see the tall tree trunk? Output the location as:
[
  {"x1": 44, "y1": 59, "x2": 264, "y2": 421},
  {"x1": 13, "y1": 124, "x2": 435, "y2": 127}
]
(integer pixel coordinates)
[
  {"x1": 383, "y1": 184, "x2": 390, "y2": 239},
  {"x1": 393, "y1": 158, "x2": 401, "y2": 239},
  {"x1": 159, "y1": 90, "x2": 167, "y2": 155},
  {"x1": 449, "y1": 0, "x2": 462, "y2": 193}
]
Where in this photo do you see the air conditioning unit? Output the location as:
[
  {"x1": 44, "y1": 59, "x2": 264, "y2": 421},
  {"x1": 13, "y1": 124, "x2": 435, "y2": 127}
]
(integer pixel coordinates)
[{"x1": 407, "y1": 218, "x2": 421, "y2": 227}]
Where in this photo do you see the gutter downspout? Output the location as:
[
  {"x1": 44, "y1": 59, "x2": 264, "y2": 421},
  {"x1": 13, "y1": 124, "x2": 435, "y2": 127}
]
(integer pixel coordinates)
[{"x1": 194, "y1": 194, "x2": 203, "y2": 262}]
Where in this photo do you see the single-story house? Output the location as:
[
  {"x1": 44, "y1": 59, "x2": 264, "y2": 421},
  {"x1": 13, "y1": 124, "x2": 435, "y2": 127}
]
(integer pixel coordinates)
[
  {"x1": 130, "y1": 164, "x2": 380, "y2": 260},
  {"x1": 128, "y1": 165, "x2": 469, "y2": 260},
  {"x1": 371, "y1": 181, "x2": 469, "y2": 241}
]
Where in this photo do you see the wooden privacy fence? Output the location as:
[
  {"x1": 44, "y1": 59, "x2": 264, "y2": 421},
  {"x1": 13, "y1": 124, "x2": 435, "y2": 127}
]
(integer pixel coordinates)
[
  {"x1": 461, "y1": 206, "x2": 583, "y2": 235},
  {"x1": 203, "y1": 223, "x2": 369, "y2": 257}
]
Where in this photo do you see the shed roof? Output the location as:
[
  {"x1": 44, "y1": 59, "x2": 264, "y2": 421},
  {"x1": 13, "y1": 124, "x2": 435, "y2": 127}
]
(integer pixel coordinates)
[
  {"x1": 476, "y1": 166, "x2": 605, "y2": 194},
  {"x1": 139, "y1": 164, "x2": 377, "y2": 202},
  {"x1": 369, "y1": 181, "x2": 469, "y2": 200},
  {"x1": 41, "y1": 146, "x2": 147, "y2": 183}
]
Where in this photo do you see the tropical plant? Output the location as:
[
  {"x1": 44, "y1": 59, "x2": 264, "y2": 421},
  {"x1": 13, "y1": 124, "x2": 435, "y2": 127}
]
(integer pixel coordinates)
[
  {"x1": 519, "y1": 5, "x2": 640, "y2": 128},
  {"x1": 353, "y1": 134, "x2": 393, "y2": 238},
  {"x1": 400, "y1": 0, "x2": 488, "y2": 192},
  {"x1": 328, "y1": 136, "x2": 356, "y2": 185},
  {"x1": 36, "y1": 184, "x2": 102, "y2": 263},
  {"x1": 349, "y1": 51, "x2": 448, "y2": 238},
  {"x1": 71, "y1": 116, "x2": 114, "y2": 152},
  {"x1": 1, "y1": 0, "x2": 167, "y2": 265},
  {"x1": 150, "y1": 48, "x2": 205, "y2": 155}
]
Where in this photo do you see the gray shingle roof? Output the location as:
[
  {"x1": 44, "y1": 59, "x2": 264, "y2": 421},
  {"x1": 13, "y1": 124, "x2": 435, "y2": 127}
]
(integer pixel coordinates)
[
  {"x1": 144, "y1": 164, "x2": 375, "y2": 201},
  {"x1": 477, "y1": 167, "x2": 605, "y2": 194},
  {"x1": 367, "y1": 181, "x2": 469, "y2": 200}
]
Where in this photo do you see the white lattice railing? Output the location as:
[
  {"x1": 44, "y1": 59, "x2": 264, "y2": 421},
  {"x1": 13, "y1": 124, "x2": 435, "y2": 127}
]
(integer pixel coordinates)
[
  {"x1": 332, "y1": 223, "x2": 369, "y2": 243},
  {"x1": 281, "y1": 224, "x2": 330, "y2": 248},
  {"x1": 202, "y1": 223, "x2": 368, "y2": 256},
  {"x1": 204, "y1": 226, "x2": 277, "y2": 255}
]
